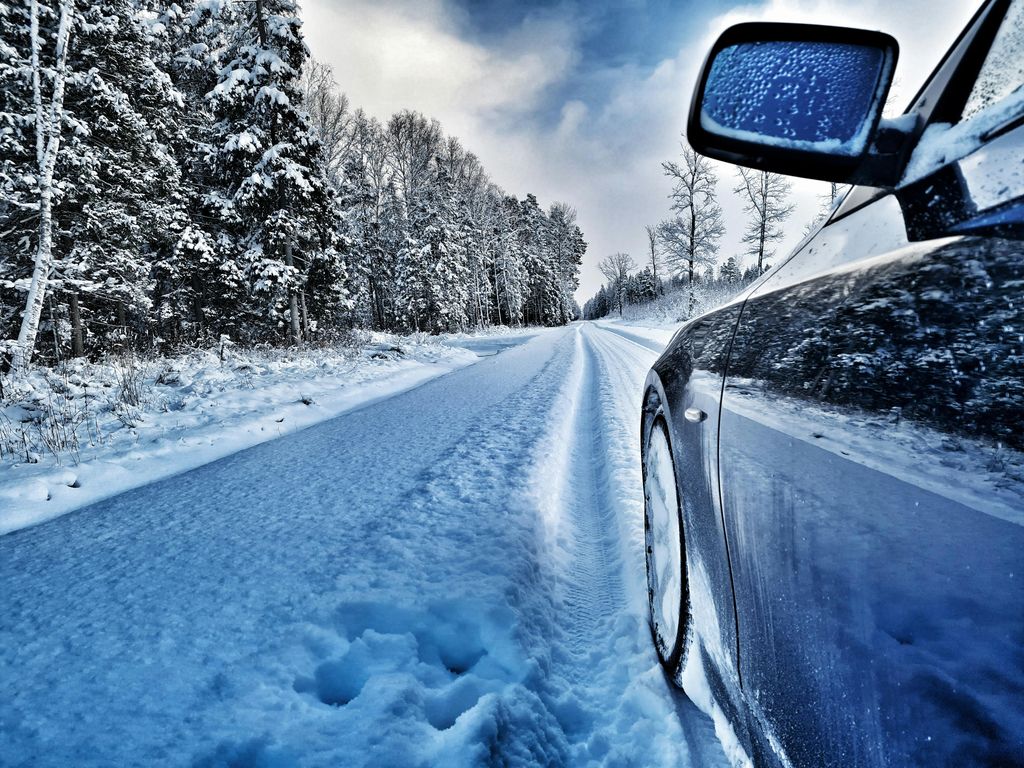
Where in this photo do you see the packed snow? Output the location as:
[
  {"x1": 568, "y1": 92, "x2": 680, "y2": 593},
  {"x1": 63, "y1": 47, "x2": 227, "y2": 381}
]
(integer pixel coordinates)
[{"x1": 0, "y1": 323, "x2": 730, "y2": 768}]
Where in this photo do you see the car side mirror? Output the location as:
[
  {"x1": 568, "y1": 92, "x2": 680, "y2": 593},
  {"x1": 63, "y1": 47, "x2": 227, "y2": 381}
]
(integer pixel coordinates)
[{"x1": 688, "y1": 23, "x2": 903, "y2": 185}]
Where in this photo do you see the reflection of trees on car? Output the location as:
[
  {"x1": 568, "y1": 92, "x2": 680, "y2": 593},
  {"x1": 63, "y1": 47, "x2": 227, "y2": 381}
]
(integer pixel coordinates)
[{"x1": 728, "y1": 238, "x2": 1024, "y2": 449}]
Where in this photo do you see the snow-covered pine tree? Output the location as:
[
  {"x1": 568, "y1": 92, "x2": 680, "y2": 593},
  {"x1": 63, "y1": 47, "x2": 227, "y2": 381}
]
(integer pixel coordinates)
[
  {"x1": 206, "y1": 0, "x2": 345, "y2": 344},
  {"x1": 52, "y1": 0, "x2": 187, "y2": 357},
  {"x1": 636, "y1": 265, "x2": 658, "y2": 301},
  {"x1": 546, "y1": 202, "x2": 585, "y2": 325},
  {"x1": 493, "y1": 195, "x2": 527, "y2": 326},
  {"x1": 719, "y1": 255, "x2": 741, "y2": 283},
  {"x1": 0, "y1": 1, "x2": 36, "y2": 355},
  {"x1": 438, "y1": 139, "x2": 490, "y2": 328},
  {"x1": 393, "y1": 198, "x2": 431, "y2": 332},
  {"x1": 425, "y1": 164, "x2": 469, "y2": 332},
  {"x1": 515, "y1": 194, "x2": 547, "y2": 325},
  {"x1": 138, "y1": 0, "x2": 231, "y2": 347}
]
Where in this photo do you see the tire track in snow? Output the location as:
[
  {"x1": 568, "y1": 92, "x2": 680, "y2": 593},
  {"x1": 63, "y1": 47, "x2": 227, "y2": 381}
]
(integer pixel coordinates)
[
  {"x1": 521, "y1": 323, "x2": 694, "y2": 766},
  {"x1": 564, "y1": 323, "x2": 731, "y2": 768},
  {"x1": 559, "y1": 328, "x2": 627, "y2": 665}
]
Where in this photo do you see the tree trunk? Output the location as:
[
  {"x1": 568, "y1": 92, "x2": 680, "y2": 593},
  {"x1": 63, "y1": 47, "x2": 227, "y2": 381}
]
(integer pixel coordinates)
[
  {"x1": 12, "y1": 0, "x2": 73, "y2": 375},
  {"x1": 299, "y1": 290, "x2": 310, "y2": 338},
  {"x1": 48, "y1": 298, "x2": 61, "y2": 363},
  {"x1": 69, "y1": 292, "x2": 84, "y2": 357},
  {"x1": 689, "y1": 202, "x2": 696, "y2": 285},
  {"x1": 758, "y1": 218, "x2": 766, "y2": 272},
  {"x1": 491, "y1": 268, "x2": 499, "y2": 325},
  {"x1": 758, "y1": 180, "x2": 768, "y2": 272},
  {"x1": 284, "y1": 241, "x2": 302, "y2": 345}
]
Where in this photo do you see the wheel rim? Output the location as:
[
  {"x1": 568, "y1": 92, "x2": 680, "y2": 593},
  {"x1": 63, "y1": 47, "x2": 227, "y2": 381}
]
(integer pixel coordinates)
[{"x1": 645, "y1": 421, "x2": 683, "y2": 660}]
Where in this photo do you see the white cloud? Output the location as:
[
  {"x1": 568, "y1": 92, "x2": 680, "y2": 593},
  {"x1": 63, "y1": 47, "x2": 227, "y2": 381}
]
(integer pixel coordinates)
[
  {"x1": 302, "y1": 0, "x2": 980, "y2": 302},
  {"x1": 301, "y1": 0, "x2": 577, "y2": 141}
]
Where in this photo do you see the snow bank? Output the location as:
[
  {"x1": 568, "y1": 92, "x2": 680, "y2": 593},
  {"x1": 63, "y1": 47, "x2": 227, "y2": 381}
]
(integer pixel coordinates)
[{"x1": 0, "y1": 332, "x2": 490, "y2": 535}]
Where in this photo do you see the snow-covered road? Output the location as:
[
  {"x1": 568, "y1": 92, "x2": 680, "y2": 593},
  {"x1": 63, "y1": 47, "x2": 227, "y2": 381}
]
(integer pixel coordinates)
[{"x1": 0, "y1": 323, "x2": 727, "y2": 767}]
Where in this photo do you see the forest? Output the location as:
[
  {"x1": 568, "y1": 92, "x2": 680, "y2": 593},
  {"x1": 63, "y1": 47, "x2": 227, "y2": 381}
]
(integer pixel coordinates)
[{"x1": 0, "y1": 0, "x2": 586, "y2": 376}]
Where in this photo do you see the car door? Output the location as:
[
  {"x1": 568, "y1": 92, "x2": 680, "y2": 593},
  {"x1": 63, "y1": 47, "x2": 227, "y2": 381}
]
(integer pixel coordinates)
[
  {"x1": 717, "y1": 3, "x2": 1024, "y2": 767},
  {"x1": 646, "y1": 301, "x2": 745, "y2": 700}
]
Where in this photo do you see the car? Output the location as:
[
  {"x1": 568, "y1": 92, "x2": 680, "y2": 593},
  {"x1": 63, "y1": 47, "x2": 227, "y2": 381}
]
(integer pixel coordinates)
[{"x1": 640, "y1": 1, "x2": 1024, "y2": 766}]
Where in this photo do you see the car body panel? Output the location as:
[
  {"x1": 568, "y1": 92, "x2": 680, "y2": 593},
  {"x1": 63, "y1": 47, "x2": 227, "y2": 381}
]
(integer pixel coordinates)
[
  {"x1": 648, "y1": 305, "x2": 743, "y2": 687},
  {"x1": 720, "y1": 234, "x2": 1024, "y2": 767}
]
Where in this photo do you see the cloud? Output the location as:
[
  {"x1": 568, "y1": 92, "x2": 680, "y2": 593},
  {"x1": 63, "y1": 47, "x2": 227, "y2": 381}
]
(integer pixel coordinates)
[
  {"x1": 301, "y1": 0, "x2": 578, "y2": 141},
  {"x1": 302, "y1": 0, "x2": 980, "y2": 301}
]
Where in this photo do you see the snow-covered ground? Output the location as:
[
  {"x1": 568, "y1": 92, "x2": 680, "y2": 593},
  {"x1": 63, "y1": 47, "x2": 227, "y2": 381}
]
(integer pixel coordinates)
[
  {"x1": 0, "y1": 329, "x2": 536, "y2": 535},
  {"x1": 0, "y1": 322, "x2": 727, "y2": 767}
]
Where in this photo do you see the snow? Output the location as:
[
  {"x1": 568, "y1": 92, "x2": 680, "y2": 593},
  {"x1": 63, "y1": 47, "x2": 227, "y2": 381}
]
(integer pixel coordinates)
[
  {"x1": 0, "y1": 323, "x2": 729, "y2": 767},
  {"x1": 0, "y1": 332, "x2": 484, "y2": 535},
  {"x1": 594, "y1": 319, "x2": 676, "y2": 352},
  {"x1": 902, "y1": 85, "x2": 1024, "y2": 185},
  {"x1": 680, "y1": 644, "x2": 754, "y2": 768}
]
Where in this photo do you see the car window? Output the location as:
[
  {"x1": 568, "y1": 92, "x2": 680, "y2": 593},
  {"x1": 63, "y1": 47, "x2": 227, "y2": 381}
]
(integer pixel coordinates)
[{"x1": 961, "y1": 0, "x2": 1024, "y2": 121}]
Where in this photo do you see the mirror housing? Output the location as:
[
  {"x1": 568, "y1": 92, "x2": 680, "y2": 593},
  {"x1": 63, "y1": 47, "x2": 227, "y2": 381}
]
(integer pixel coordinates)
[{"x1": 688, "y1": 23, "x2": 903, "y2": 185}]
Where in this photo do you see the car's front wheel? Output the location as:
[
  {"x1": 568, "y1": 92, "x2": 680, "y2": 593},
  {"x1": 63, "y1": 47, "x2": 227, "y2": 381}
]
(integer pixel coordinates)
[{"x1": 643, "y1": 416, "x2": 689, "y2": 674}]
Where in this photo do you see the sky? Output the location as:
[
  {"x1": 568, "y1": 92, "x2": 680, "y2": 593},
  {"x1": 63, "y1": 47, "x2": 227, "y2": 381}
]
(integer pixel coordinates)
[{"x1": 301, "y1": 0, "x2": 981, "y2": 302}]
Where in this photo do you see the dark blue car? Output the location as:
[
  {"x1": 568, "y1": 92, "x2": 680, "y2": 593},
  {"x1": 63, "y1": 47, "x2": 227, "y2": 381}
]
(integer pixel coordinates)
[{"x1": 641, "y1": 1, "x2": 1024, "y2": 765}]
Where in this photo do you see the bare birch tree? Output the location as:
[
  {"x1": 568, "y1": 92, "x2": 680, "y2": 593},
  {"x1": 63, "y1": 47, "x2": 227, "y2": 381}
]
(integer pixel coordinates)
[
  {"x1": 598, "y1": 252, "x2": 636, "y2": 317},
  {"x1": 12, "y1": 0, "x2": 73, "y2": 375},
  {"x1": 644, "y1": 224, "x2": 662, "y2": 290},
  {"x1": 734, "y1": 167, "x2": 795, "y2": 274},
  {"x1": 659, "y1": 141, "x2": 725, "y2": 284},
  {"x1": 300, "y1": 58, "x2": 354, "y2": 187},
  {"x1": 803, "y1": 181, "x2": 850, "y2": 238}
]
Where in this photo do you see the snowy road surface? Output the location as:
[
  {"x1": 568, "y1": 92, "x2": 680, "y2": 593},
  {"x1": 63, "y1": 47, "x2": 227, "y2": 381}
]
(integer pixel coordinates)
[{"x1": 0, "y1": 323, "x2": 728, "y2": 767}]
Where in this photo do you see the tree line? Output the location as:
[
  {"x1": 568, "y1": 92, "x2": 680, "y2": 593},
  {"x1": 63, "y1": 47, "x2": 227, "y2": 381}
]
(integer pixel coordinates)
[
  {"x1": 583, "y1": 137, "x2": 811, "y2": 320},
  {"x1": 0, "y1": 0, "x2": 585, "y2": 376}
]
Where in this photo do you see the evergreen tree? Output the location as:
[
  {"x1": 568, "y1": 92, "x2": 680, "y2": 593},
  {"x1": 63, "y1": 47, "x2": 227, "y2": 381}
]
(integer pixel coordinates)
[
  {"x1": 206, "y1": 0, "x2": 345, "y2": 344},
  {"x1": 143, "y1": 0, "x2": 228, "y2": 346},
  {"x1": 0, "y1": 1, "x2": 36, "y2": 352},
  {"x1": 720, "y1": 256, "x2": 742, "y2": 283},
  {"x1": 546, "y1": 203, "x2": 585, "y2": 325},
  {"x1": 54, "y1": 0, "x2": 185, "y2": 356}
]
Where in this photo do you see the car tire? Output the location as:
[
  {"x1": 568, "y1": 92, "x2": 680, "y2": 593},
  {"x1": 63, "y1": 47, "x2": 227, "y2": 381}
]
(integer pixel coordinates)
[{"x1": 642, "y1": 413, "x2": 690, "y2": 678}]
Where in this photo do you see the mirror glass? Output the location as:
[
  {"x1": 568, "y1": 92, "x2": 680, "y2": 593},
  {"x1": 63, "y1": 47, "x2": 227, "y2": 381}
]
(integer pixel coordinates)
[{"x1": 701, "y1": 41, "x2": 887, "y2": 156}]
